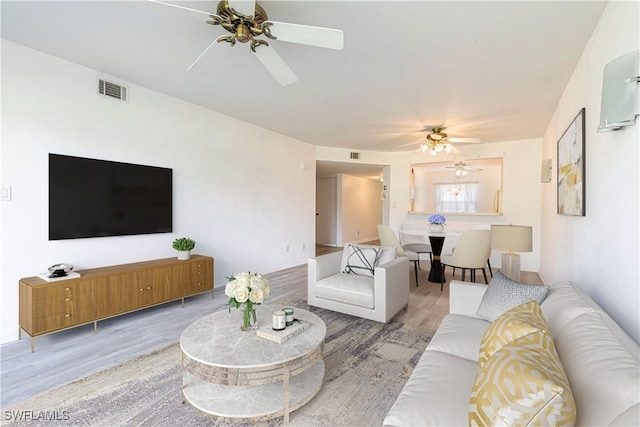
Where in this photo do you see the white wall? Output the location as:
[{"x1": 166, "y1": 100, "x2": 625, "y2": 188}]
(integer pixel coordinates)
[
  {"x1": 540, "y1": 1, "x2": 640, "y2": 342},
  {"x1": 0, "y1": 41, "x2": 316, "y2": 344}
]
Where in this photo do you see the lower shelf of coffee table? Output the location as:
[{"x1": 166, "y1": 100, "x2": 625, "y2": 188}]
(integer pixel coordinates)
[{"x1": 182, "y1": 359, "x2": 324, "y2": 422}]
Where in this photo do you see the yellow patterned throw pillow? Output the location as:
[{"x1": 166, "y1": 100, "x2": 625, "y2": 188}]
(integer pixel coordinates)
[
  {"x1": 469, "y1": 332, "x2": 576, "y2": 426},
  {"x1": 478, "y1": 301, "x2": 550, "y2": 367}
]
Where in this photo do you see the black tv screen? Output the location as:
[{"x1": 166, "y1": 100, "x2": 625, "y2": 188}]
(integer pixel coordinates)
[{"x1": 49, "y1": 154, "x2": 173, "y2": 240}]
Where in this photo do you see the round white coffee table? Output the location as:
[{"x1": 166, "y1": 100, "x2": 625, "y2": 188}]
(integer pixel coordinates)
[{"x1": 180, "y1": 304, "x2": 326, "y2": 423}]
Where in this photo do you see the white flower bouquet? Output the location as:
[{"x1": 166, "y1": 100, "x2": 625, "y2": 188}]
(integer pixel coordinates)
[{"x1": 225, "y1": 272, "x2": 271, "y2": 330}]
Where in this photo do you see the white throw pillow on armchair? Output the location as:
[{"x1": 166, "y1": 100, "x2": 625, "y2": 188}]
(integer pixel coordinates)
[{"x1": 340, "y1": 244, "x2": 396, "y2": 277}]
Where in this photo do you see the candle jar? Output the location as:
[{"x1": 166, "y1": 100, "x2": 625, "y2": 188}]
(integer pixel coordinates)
[
  {"x1": 272, "y1": 310, "x2": 286, "y2": 331},
  {"x1": 283, "y1": 308, "x2": 294, "y2": 326}
]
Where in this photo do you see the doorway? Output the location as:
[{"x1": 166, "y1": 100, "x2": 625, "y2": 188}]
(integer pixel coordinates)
[
  {"x1": 316, "y1": 176, "x2": 337, "y2": 246},
  {"x1": 315, "y1": 161, "x2": 389, "y2": 248}
]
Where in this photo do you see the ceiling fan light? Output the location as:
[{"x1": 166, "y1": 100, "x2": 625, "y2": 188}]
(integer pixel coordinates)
[
  {"x1": 455, "y1": 169, "x2": 462, "y2": 177},
  {"x1": 462, "y1": 170, "x2": 468, "y2": 176},
  {"x1": 444, "y1": 144, "x2": 453, "y2": 154},
  {"x1": 420, "y1": 144, "x2": 428, "y2": 153},
  {"x1": 435, "y1": 144, "x2": 444, "y2": 152},
  {"x1": 429, "y1": 149, "x2": 437, "y2": 156}
]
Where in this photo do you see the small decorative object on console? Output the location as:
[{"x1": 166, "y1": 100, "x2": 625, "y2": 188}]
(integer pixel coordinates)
[
  {"x1": 172, "y1": 237, "x2": 196, "y2": 260},
  {"x1": 225, "y1": 272, "x2": 271, "y2": 331},
  {"x1": 47, "y1": 263, "x2": 74, "y2": 278}
]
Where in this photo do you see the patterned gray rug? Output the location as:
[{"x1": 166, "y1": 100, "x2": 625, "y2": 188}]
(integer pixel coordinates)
[{"x1": 4, "y1": 302, "x2": 432, "y2": 427}]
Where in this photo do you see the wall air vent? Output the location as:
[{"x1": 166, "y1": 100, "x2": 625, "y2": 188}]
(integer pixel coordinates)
[
  {"x1": 350, "y1": 152, "x2": 360, "y2": 160},
  {"x1": 98, "y1": 79, "x2": 128, "y2": 102}
]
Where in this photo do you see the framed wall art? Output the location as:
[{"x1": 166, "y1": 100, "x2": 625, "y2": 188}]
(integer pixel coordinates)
[{"x1": 557, "y1": 108, "x2": 586, "y2": 216}]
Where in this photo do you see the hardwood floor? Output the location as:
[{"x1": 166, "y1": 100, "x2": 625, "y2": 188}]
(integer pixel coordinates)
[{"x1": 1, "y1": 256, "x2": 541, "y2": 408}]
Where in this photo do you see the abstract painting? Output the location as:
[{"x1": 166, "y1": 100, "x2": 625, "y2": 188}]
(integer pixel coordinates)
[{"x1": 557, "y1": 108, "x2": 585, "y2": 216}]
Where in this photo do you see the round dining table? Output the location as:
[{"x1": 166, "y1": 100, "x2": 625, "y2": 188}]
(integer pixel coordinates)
[{"x1": 401, "y1": 229, "x2": 461, "y2": 283}]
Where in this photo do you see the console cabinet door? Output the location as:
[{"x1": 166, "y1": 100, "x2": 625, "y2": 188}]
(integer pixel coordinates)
[
  {"x1": 140, "y1": 267, "x2": 180, "y2": 306},
  {"x1": 97, "y1": 273, "x2": 141, "y2": 317},
  {"x1": 172, "y1": 263, "x2": 192, "y2": 295}
]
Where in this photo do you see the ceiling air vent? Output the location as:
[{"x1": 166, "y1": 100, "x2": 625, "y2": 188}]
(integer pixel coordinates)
[
  {"x1": 350, "y1": 152, "x2": 360, "y2": 160},
  {"x1": 98, "y1": 79, "x2": 128, "y2": 102}
]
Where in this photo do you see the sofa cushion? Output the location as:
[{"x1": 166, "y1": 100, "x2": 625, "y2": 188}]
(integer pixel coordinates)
[
  {"x1": 383, "y1": 350, "x2": 478, "y2": 427},
  {"x1": 426, "y1": 314, "x2": 489, "y2": 362},
  {"x1": 478, "y1": 301, "x2": 550, "y2": 367},
  {"x1": 540, "y1": 281, "x2": 597, "y2": 338},
  {"x1": 553, "y1": 312, "x2": 640, "y2": 426},
  {"x1": 476, "y1": 271, "x2": 549, "y2": 322},
  {"x1": 469, "y1": 332, "x2": 576, "y2": 426},
  {"x1": 315, "y1": 273, "x2": 374, "y2": 309},
  {"x1": 339, "y1": 244, "x2": 396, "y2": 277}
]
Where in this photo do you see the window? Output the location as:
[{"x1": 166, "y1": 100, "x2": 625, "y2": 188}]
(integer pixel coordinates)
[{"x1": 434, "y1": 183, "x2": 479, "y2": 213}]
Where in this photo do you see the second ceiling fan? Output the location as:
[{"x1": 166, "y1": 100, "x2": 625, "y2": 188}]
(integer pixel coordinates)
[
  {"x1": 446, "y1": 161, "x2": 484, "y2": 176},
  {"x1": 149, "y1": 0, "x2": 344, "y2": 86}
]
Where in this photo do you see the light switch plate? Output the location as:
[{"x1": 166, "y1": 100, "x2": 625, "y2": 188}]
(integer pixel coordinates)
[{"x1": 1, "y1": 187, "x2": 12, "y2": 201}]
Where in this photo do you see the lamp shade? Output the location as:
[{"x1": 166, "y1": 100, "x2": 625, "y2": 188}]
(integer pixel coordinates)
[{"x1": 490, "y1": 225, "x2": 532, "y2": 252}]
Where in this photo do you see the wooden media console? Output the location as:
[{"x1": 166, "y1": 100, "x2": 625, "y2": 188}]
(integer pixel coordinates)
[{"x1": 19, "y1": 255, "x2": 214, "y2": 352}]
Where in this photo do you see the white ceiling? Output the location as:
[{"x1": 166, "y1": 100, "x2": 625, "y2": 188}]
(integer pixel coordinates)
[{"x1": 2, "y1": 1, "x2": 606, "y2": 154}]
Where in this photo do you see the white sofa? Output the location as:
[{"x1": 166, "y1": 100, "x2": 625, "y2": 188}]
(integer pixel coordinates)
[
  {"x1": 307, "y1": 248, "x2": 409, "y2": 323},
  {"x1": 384, "y1": 280, "x2": 640, "y2": 426}
]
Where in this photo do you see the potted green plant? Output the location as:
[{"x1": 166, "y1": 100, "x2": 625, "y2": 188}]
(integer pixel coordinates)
[{"x1": 172, "y1": 237, "x2": 196, "y2": 260}]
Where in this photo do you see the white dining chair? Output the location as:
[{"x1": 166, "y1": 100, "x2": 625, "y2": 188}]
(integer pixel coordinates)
[
  {"x1": 473, "y1": 224, "x2": 494, "y2": 277},
  {"x1": 378, "y1": 225, "x2": 430, "y2": 287},
  {"x1": 440, "y1": 229, "x2": 491, "y2": 291},
  {"x1": 398, "y1": 222, "x2": 433, "y2": 262}
]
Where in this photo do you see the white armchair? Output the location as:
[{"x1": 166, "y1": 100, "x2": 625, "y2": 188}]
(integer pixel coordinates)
[{"x1": 308, "y1": 246, "x2": 409, "y2": 323}]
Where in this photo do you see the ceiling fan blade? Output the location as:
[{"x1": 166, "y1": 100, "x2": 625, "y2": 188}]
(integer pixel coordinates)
[
  {"x1": 147, "y1": 0, "x2": 216, "y2": 17},
  {"x1": 448, "y1": 137, "x2": 482, "y2": 144},
  {"x1": 252, "y1": 45, "x2": 298, "y2": 86},
  {"x1": 228, "y1": 0, "x2": 256, "y2": 18},
  {"x1": 264, "y1": 21, "x2": 344, "y2": 50},
  {"x1": 398, "y1": 141, "x2": 421, "y2": 147},
  {"x1": 186, "y1": 39, "x2": 221, "y2": 74}
]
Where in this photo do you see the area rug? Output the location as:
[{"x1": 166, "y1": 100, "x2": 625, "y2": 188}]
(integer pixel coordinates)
[{"x1": 4, "y1": 301, "x2": 433, "y2": 426}]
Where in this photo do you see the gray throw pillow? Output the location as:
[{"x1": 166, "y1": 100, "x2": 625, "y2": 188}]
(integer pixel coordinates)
[{"x1": 476, "y1": 272, "x2": 550, "y2": 322}]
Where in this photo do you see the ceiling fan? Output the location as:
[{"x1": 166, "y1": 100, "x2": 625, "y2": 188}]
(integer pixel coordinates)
[
  {"x1": 398, "y1": 127, "x2": 481, "y2": 154},
  {"x1": 419, "y1": 127, "x2": 481, "y2": 155},
  {"x1": 148, "y1": 0, "x2": 344, "y2": 86},
  {"x1": 446, "y1": 161, "x2": 483, "y2": 177}
]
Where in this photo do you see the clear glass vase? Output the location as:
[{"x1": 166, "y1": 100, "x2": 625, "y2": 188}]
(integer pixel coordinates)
[{"x1": 241, "y1": 305, "x2": 258, "y2": 331}]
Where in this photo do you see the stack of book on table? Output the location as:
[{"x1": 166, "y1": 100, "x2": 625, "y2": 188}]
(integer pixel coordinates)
[{"x1": 257, "y1": 320, "x2": 310, "y2": 344}]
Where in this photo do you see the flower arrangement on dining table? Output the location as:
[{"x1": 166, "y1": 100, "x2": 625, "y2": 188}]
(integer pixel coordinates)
[
  {"x1": 225, "y1": 272, "x2": 271, "y2": 331},
  {"x1": 428, "y1": 214, "x2": 446, "y2": 225}
]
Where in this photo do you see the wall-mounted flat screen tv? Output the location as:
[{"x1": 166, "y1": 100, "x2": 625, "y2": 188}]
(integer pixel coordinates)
[{"x1": 49, "y1": 154, "x2": 173, "y2": 240}]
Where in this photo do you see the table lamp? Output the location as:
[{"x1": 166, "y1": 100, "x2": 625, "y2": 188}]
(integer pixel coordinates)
[{"x1": 490, "y1": 225, "x2": 532, "y2": 282}]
